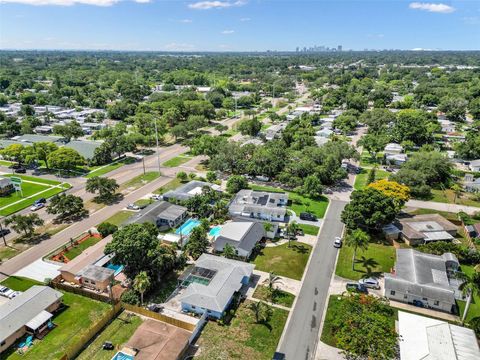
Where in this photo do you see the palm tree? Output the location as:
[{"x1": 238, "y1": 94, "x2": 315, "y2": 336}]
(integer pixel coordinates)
[
  {"x1": 249, "y1": 301, "x2": 263, "y2": 323},
  {"x1": 344, "y1": 229, "x2": 370, "y2": 271},
  {"x1": 286, "y1": 221, "x2": 299, "y2": 247},
  {"x1": 451, "y1": 184, "x2": 462, "y2": 204},
  {"x1": 265, "y1": 272, "x2": 283, "y2": 290},
  {"x1": 457, "y1": 271, "x2": 480, "y2": 324},
  {"x1": 133, "y1": 271, "x2": 151, "y2": 306}
]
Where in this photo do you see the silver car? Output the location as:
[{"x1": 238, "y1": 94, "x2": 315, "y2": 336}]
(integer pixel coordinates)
[{"x1": 358, "y1": 277, "x2": 380, "y2": 290}]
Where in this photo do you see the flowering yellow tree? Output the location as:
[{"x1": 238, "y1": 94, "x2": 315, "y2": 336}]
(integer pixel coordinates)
[{"x1": 368, "y1": 179, "x2": 410, "y2": 208}]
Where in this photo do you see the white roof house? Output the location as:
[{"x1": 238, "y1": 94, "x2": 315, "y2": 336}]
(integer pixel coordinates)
[
  {"x1": 213, "y1": 221, "x2": 265, "y2": 257},
  {"x1": 398, "y1": 311, "x2": 480, "y2": 360},
  {"x1": 384, "y1": 143, "x2": 404, "y2": 155},
  {"x1": 469, "y1": 160, "x2": 480, "y2": 172}
]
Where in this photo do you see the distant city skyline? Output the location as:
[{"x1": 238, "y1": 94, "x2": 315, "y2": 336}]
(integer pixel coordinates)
[{"x1": 0, "y1": 1, "x2": 479, "y2": 51}]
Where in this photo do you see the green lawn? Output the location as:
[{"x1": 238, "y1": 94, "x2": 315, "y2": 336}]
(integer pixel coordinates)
[
  {"x1": 146, "y1": 271, "x2": 180, "y2": 304},
  {"x1": 76, "y1": 313, "x2": 142, "y2": 360},
  {"x1": 249, "y1": 184, "x2": 329, "y2": 219},
  {"x1": 153, "y1": 177, "x2": 184, "y2": 195},
  {"x1": 359, "y1": 150, "x2": 383, "y2": 167},
  {"x1": 119, "y1": 171, "x2": 160, "y2": 191},
  {"x1": 406, "y1": 208, "x2": 460, "y2": 223},
  {"x1": 0, "y1": 185, "x2": 68, "y2": 216},
  {"x1": 196, "y1": 300, "x2": 289, "y2": 360},
  {"x1": 430, "y1": 189, "x2": 480, "y2": 208},
  {"x1": 335, "y1": 242, "x2": 396, "y2": 281},
  {"x1": 252, "y1": 242, "x2": 312, "y2": 280},
  {"x1": 3, "y1": 174, "x2": 63, "y2": 186},
  {"x1": 0, "y1": 159, "x2": 13, "y2": 166},
  {"x1": 252, "y1": 285, "x2": 295, "y2": 308},
  {"x1": 457, "y1": 265, "x2": 480, "y2": 323},
  {"x1": 162, "y1": 154, "x2": 193, "y2": 167},
  {"x1": 298, "y1": 223, "x2": 319, "y2": 236},
  {"x1": 85, "y1": 157, "x2": 135, "y2": 178},
  {"x1": 100, "y1": 210, "x2": 135, "y2": 227},
  {"x1": 134, "y1": 198, "x2": 152, "y2": 207},
  {"x1": 63, "y1": 236, "x2": 102, "y2": 260},
  {"x1": 0, "y1": 276, "x2": 42, "y2": 291},
  {"x1": 353, "y1": 168, "x2": 389, "y2": 190},
  {"x1": 0, "y1": 182, "x2": 48, "y2": 208}
]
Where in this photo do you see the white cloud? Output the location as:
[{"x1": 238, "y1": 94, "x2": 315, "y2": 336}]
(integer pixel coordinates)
[
  {"x1": 163, "y1": 42, "x2": 195, "y2": 51},
  {"x1": 0, "y1": 0, "x2": 119, "y2": 5},
  {"x1": 188, "y1": 0, "x2": 246, "y2": 10},
  {"x1": 240, "y1": 17, "x2": 250, "y2": 21},
  {"x1": 179, "y1": 19, "x2": 193, "y2": 23},
  {"x1": 221, "y1": 29, "x2": 235, "y2": 34},
  {"x1": 134, "y1": 0, "x2": 151, "y2": 3},
  {"x1": 409, "y1": 2, "x2": 455, "y2": 13}
]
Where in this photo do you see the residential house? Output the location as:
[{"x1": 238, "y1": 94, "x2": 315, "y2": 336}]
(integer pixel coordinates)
[
  {"x1": 126, "y1": 201, "x2": 187, "y2": 229},
  {"x1": 384, "y1": 249, "x2": 459, "y2": 313},
  {"x1": 213, "y1": 221, "x2": 266, "y2": 258},
  {"x1": 0, "y1": 286, "x2": 63, "y2": 353},
  {"x1": 264, "y1": 124, "x2": 286, "y2": 141},
  {"x1": 468, "y1": 159, "x2": 480, "y2": 172},
  {"x1": 463, "y1": 174, "x2": 480, "y2": 192},
  {"x1": 228, "y1": 189, "x2": 289, "y2": 222},
  {"x1": 384, "y1": 142, "x2": 403, "y2": 155},
  {"x1": 438, "y1": 119, "x2": 456, "y2": 134},
  {"x1": 0, "y1": 177, "x2": 14, "y2": 196},
  {"x1": 398, "y1": 311, "x2": 480, "y2": 360},
  {"x1": 59, "y1": 236, "x2": 117, "y2": 292},
  {"x1": 64, "y1": 140, "x2": 103, "y2": 160},
  {"x1": 316, "y1": 128, "x2": 333, "y2": 138},
  {"x1": 163, "y1": 181, "x2": 221, "y2": 202},
  {"x1": 314, "y1": 136, "x2": 329, "y2": 147},
  {"x1": 178, "y1": 254, "x2": 254, "y2": 319},
  {"x1": 385, "y1": 153, "x2": 408, "y2": 166},
  {"x1": 388, "y1": 214, "x2": 458, "y2": 246}
]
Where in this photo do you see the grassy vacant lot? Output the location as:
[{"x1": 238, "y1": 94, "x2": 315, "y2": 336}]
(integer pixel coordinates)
[
  {"x1": 298, "y1": 224, "x2": 319, "y2": 236},
  {"x1": 1, "y1": 277, "x2": 111, "y2": 360},
  {"x1": 162, "y1": 154, "x2": 193, "y2": 167},
  {"x1": 0, "y1": 175, "x2": 70, "y2": 216},
  {"x1": 253, "y1": 243, "x2": 312, "y2": 280},
  {"x1": 85, "y1": 157, "x2": 135, "y2": 178},
  {"x1": 406, "y1": 208, "x2": 460, "y2": 223},
  {"x1": 134, "y1": 198, "x2": 153, "y2": 207},
  {"x1": 359, "y1": 151, "x2": 383, "y2": 167},
  {"x1": 249, "y1": 184, "x2": 329, "y2": 219},
  {"x1": 196, "y1": 300, "x2": 288, "y2": 360},
  {"x1": 63, "y1": 236, "x2": 102, "y2": 260},
  {"x1": 353, "y1": 168, "x2": 389, "y2": 190},
  {"x1": 76, "y1": 313, "x2": 142, "y2": 360},
  {"x1": 101, "y1": 210, "x2": 135, "y2": 227},
  {"x1": 458, "y1": 265, "x2": 480, "y2": 323},
  {"x1": 430, "y1": 189, "x2": 480, "y2": 208},
  {"x1": 153, "y1": 177, "x2": 183, "y2": 195},
  {"x1": 252, "y1": 285, "x2": 295, "y2": 308},
  {"x1": 119, "y1": 171, "x2": 160, "y2": 192},
  {"x1": 335, "y1": 241, "x2": 396, "y2": 281}
]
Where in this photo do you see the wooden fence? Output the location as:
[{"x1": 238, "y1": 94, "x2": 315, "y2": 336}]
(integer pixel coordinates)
[
  {"x1": 52, "y1": 280, "x2": 113, "y2": 304},
  {"x1": 122, "y1": 303, "x2": 196, "y2": 332}
]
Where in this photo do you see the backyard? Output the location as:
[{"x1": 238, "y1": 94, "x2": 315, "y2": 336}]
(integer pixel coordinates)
[
  {"x1": 252, "y1": 242, "x2": 312, "y2": 280},
  {"x1": 353, "y1": 168, "x2": 389, "y2": 190},
  {"x1": 0, "y1": 174, "x2": 70, "y2": 216},
  {"x1": 249, "y1": 184, "x2": 329, "y2": 219},
  {"x1": 76, "y1": 312, "x2": 143, "y2": 360},
  {"x1": 335, "y1": 241, "x2": 396, "y2": 281},
  {"x1": 196, "y1": 300, "x2": 288, "y2": 360},
  {"x1": 1, "y1": 277, "x2": 112, "y2": 360}
]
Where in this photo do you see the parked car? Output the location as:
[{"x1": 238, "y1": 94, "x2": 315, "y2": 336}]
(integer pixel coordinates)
[
  {"x1": 150, "y1": 194, "x2": 162, "y2": 201},
  {"x1": 412, "y1": 299, "x2": 425, "y2": 308},
  {"x1": 1, "y1": 288, "x2": 15, "y2": 298},
  {"x1": 346, "y1": 283, "x2": 368, "y2": 294},
  {"x1": 127, "y1": 204, "x2": 140, "y2": 210},
  {"x1": 333, "y1": 236, "x2": 342, "y2": 248},
  {"x1": 355, "y1": 166, "x2": 362, "y2": 174},
  {"x1": 30, "y1": 202, "x2": 44, "y2": 211},
  {"x1": 0, "y1": 286, "x2": 11, "y2": 297},
  {"x1": 14, "y1": 167, "x2": 26, "y2": 173},
  {"x1": 299, "y1": 212, "x2": 317, "y2": 221},
  {"x1": 147, "y1": 303, "x2": 163, "y2": 313},
  {"x1": 9, "y1": 163, "x2": 22, "y2": 169},
  {"x1": 358, "y1": 277, "x2": 380, "y2": 290},
  {"x1": 35, "y1": 198, "x2": 46, "y2": 204},
  {"x1": 296, "y1": 229, "x2": 304, "y2": 236},
  {"x1": 8, "y1": 291, "x2": 21, "y2": 299},
  {"x1": 0, "y1": 228, "x2": 11, "y2": 237}
]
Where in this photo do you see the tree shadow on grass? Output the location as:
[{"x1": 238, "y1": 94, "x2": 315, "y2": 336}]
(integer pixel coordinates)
[
  {"x1": 13, "y1": 233, "x2": 50, "y2": 245},
  {"x1": 290, "y1": 244, "x2": 309, "y2": 254},
  {"x1": 93, "y1": 193, "x2": 124, "y2": 205},
  {"x1": 355, "y1": 256, "x2": 383, "y2": 278}
]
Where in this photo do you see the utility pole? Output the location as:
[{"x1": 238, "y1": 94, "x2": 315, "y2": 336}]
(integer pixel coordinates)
[
  {"x1": 153, "y1": 117, "x2": 162, "y2": 175},
  {"x1": 0, "y1": 218, "x2": 6, "y2": 247}
]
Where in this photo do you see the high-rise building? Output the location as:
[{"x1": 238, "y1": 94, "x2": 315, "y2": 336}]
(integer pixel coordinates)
[{"x1": 338, "y1": 45, "x2": 342, "y2": 52}]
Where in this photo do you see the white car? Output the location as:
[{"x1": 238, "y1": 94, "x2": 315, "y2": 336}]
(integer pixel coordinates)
[
  {"x1": 0, "y1": 286, "x2": 11, "y2": 297},
  {"x1": 30, "y1": 203, "x2": 44, "y2": 211},
  {"x1": 7, "y1": 291, "x2": 22, "y2": 299},
  {"x1": 333, "y1": 236, "x2": 342, "y2": 248},
  {"x1": 1, "y1": 288, "x2": 15, "y2": 298},
  {"x1": 127, "y1": 204, "x2": 140, "y2": 210},
  {"x1": 150, "y1": 194, "x2": 162, "y2": 201},
  {"x1": 358, "y1": 277, "x2": 380, "y2": 290}
]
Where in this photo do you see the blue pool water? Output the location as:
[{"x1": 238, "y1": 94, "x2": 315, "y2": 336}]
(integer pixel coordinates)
[
  {"x1": 175, "y1": 218, "x2": 201, "y2": 236},
  {"x1": 209, "y1": 226, "x2": 222, "y2": 237},
  {"x1": 111, "y1": 352, "x2": 134, "y2": 360},
  {"x1": 105, "y1": 263, "x2": 124, "y2": 276}
]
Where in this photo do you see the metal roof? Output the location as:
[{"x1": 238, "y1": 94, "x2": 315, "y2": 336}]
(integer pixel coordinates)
[
  {"x1": 214, "y1": 221, "x2": 265, "y2": 254},
  {"x1": 163, "y1": 180, "x2": 220, "y2": 202},
  {"x1": 79, "y1": 264, "x2": 114, "y2": 282},
  {"x1": 25, "y1": 310, "x2": 53, "y2": 331}
]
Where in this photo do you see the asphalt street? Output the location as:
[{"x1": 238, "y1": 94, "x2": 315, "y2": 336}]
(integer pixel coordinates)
[{"x1": 278, "y1": 199, "x2": 347, "y2": 360}]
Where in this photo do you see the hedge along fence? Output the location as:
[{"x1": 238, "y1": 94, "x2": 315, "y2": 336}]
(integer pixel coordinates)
[{"x1": 60, "y1": 302, "x2": 123, "y2": 360}]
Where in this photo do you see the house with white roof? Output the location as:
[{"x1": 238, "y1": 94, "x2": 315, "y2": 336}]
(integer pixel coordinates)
[
  {"x1": 384, "y1": 142, "x2": 404, "y2": 155},
  {"x1": 468, "y1": 159, "x2": 480, "y2": 172},
  {"x1": 213, "y1": 221, "x2": 265, "y2": 258},
  {"x1": 228, "y1": 189, "x2": 289, "y2": 222},
  {"x1": 398, "y1": 311, "x2": 480, "y2": 360},
  {"x1": 178, "y1": 254, "x2": 254, "y2": 319}
]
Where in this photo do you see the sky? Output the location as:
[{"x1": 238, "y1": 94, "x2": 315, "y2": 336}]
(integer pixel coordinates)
[{"x1": 0, "y1": 0, "x2": 479, "y2": 51}]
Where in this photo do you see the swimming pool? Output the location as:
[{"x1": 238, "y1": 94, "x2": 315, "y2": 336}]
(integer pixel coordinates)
[
  {"x1": 111, "y1": 351, "x2": 134, "y2": 360},
  {"x1": 208, "y1": 226, "x2": 222, "y2": 237},
  {"x1": 105, "y1": 263, "x2": 124, "y2": 276},
  {"x1": 175, "y1": 218, "x2": 201, "y2": 236}
]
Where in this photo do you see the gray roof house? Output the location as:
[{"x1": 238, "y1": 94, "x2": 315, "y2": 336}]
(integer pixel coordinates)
[
  {"x1": 463, "y1": 174, "x2": 480, "y2": 192},
  {"x1": 64, "y1": 140, "x2": 102, "y2": 160},
  {"x1": 163, "y1": 180, "x2": 221, "y2": 202},
  {"x1": 126, "y1": 200, "x2": 187, "y2": 229},
  {"x1": 469, "y1": 159, "x2": 480, "y2": 172},
  {"x1": 384, "y1": 249, "x2": 459, "y2": 313},
  {"x1": 394, "y1": 214, "x2": 458, "y2": 246},
  {"x1": 0, "y1": 286, "x2": 63, "y2": 353},
  {"x1": 213, "y1": 221, "x2": 266, "y2": 258},
  {"x1": 228, "y1": 189, "x2": 289, "y2": 222},
  {"x1": 178, "y1": 254, "x2": 254, "y2": 319}
]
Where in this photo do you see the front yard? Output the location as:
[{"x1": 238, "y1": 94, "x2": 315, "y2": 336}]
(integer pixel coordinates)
[
  {"x1": 353, "y1": 168, "x2": 389, "y2": 190},
  {"x1": 1, "y1": 277, "x2": 111, "y2": 360},
  {"x1": 252, "y1": 285, "x2": 295, "y2": 308},
  {"x1": 196, "y1": 300, "x2": 289, "y2": 360},
  {"x1": 100, "y1": 210, "x2": 135, "y2": 227},
  {"x1": 162, "y1": 154, "x2": 193, "y2": 167},
  {"x1": 118, "y1": 171, "x2": 160, "y2": 192},
  {"x1": 252, "y1": 242, "x2": 312, "y2": 280},
  {"x1": 430, "y1": 189, "x2": 480, "y2": 208},
  {"x1": 62, "y1": 236, "x2": 102, "y2": 260},
  {"x1": 335, "y1": 241, "x2": 396, "y2": 281}
]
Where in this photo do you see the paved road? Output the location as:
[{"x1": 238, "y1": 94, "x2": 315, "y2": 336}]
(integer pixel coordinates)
[{"x1": 278, "y1": 200, "x2": 346, "y2": 360}]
